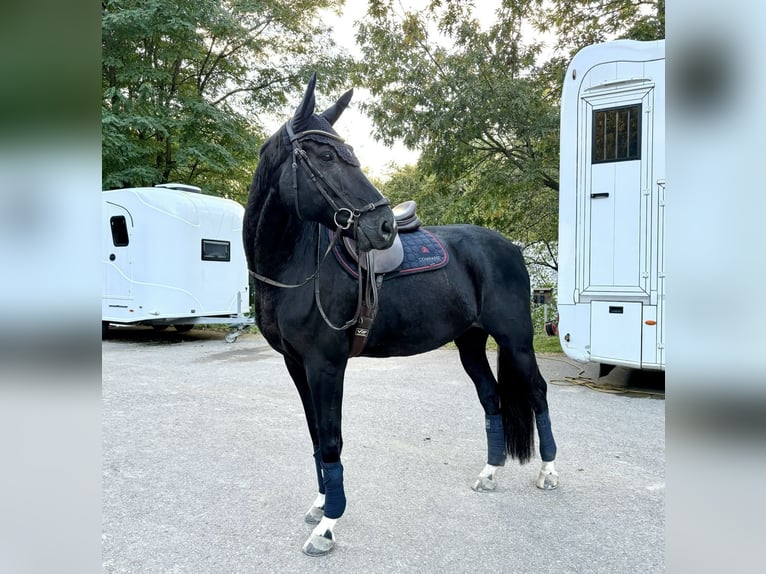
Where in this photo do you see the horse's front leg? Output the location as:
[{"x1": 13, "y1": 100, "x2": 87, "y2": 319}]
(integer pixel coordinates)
[
  {"x1": 283, "y1": 356, "x2": 328, "y2": 525},
  {"x1": 298, "y1": 354, "x2": 348, "y2": 557}
]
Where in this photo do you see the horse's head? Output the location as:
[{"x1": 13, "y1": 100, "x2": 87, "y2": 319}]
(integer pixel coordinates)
[{"x1": 269, "y1": 74, "x2": 396, "y2": 252}]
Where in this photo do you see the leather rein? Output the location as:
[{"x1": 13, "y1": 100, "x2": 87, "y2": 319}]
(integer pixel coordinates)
[{"x1": 249, "y1": 122, "x2": 390, "y2": 347}]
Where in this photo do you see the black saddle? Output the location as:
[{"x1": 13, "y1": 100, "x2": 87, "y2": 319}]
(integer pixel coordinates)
[
  {"x1": 392, "y1": 200, "x2": 420, "y2": 233},
  {"x1": 340, "y1": 200, "x2": 422, "y2": 274}
]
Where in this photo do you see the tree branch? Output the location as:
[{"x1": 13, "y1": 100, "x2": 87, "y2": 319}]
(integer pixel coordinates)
[{"x1": 211, "y1": 76, "x2": 285, "y2": 106}]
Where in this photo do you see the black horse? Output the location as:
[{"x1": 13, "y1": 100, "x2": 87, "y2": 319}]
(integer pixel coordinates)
[{"x1": 243, "y1": 74, "x2": 559, "y2": 556}]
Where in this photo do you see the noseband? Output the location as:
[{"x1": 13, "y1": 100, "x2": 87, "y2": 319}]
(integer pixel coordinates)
[{"x1": 285, "y1": 120, "x2": 390, "y2": 229}]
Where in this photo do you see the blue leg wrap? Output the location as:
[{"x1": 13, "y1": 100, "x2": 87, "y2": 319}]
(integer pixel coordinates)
[
  {"x1": 485, "y1": 414, "x2": 507, "y2": 466},
  {"x1": 535, "y1": 410, "x2": 557, "y2": 462},
  {"x1": 320, "y1": 461, "x2": 346, "y2": 519},
  {"x1": 313, "y1": 447, "x2": 325, "y2": 495}
]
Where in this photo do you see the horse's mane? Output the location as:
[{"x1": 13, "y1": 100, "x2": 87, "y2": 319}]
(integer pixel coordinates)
[{"x1": 243, "y1": 128, "x2": 291, "y2": 273}]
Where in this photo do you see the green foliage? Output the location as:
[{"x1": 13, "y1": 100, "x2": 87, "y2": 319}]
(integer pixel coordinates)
[
  {"x1": 537, "y1": 0, "x2": 665, "y2": 56},
  {"x1": 102, "y1": 0, "x2": 350, "y2": 202},
  {"x1": 356, "y1": 0, "x2": 561, "y2": 269},
  {"x1": 355, "y1": 0, "x2": 664, "y2": 272}
]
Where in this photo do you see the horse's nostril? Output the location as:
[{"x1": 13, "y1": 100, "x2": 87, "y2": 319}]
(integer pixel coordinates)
[{"x1": 381, "y1": 220, "x2": 392, "y2": 234}]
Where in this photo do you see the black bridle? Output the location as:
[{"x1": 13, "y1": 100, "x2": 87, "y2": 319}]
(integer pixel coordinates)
[
  {"x1": 285, "y1": 120, "x2": 390, "y2": 229},
  {"x1": 249, "y1": 122, "x2": 391, "y2": 338}
]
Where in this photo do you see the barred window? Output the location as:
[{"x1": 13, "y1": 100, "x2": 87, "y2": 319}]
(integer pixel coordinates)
[{"x1": 592, "y1": 104, "x2": 641, "y2": 163}]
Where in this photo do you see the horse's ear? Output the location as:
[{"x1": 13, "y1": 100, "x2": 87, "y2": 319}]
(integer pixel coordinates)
[
  {"x1": 292, "y1": 72, "x2": 317, "y2": 132},
  {"x1": 321, "y1": 88, "x2": 354, "y2": 126}
]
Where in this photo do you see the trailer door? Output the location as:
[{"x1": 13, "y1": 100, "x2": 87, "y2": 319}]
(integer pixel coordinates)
[
  {"x1": 582, "y1": 84, "x2": 654, "y2": 298},
  {"x1": 103, "y1": 201, "x2": 133, "y2": 300},
  {"x1": 579, "y1": 75, "x2": 658, "y2": 368}
]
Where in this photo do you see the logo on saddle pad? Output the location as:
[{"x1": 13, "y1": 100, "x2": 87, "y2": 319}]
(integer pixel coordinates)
[
  {"x1": 355, "y1": 328, "x2": 369, "y2": 337},
  {"x1": 418, "y1": 244, "x2": 442, "y2": 265}
]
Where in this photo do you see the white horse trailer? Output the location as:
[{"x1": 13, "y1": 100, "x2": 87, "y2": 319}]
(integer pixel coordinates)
[
  {"x1": 102, "y1": 183, "x2": 253, "y2": 341},
  {"x1": 557, "y1": 40, "x2": 665, "y2": 371}
]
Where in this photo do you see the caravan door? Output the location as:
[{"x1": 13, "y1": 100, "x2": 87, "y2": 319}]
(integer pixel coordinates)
[
  {"x1": 103, "y1": 201, "x2": 133, "y2": 300},
  {"x1": 581, "y1": 81, "x2": 655, "y2": 300},
  {"x1": 578, "y1": 64, "x2": 661, "y2": 367}
]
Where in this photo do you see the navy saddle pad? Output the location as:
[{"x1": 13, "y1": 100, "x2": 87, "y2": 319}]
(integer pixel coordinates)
[{"x1": 331, "y1": 227, "x2": 449, "y2": 279}]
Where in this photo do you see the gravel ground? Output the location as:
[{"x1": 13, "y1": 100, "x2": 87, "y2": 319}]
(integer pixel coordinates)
[{"x1": 103, "y1": 328, "x2": 664, "y2": 574}]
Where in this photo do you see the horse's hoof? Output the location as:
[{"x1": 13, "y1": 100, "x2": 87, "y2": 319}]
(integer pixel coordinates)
[
  {"x1": 471, "y1": 475, "x2": 497, "y2": 492},
  {"x1": 302, "y1": 530, "x2": 335, "y2": 557},
  {"x1": 304, "y1": 505, "x2": 324, "y2": 525},
  {"x1": 536, "y1": 470, "x2": 559, "y2": 490}
]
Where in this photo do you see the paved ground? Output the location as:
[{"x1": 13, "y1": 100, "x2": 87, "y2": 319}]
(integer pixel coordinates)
[{"x1": 102, "y1": 328, "x2": 664, "y2": 573}]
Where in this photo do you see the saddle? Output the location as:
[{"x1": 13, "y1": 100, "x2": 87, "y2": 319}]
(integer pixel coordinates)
[
  {"x1": 340, "y1": 200, "x2": 447, "y2": 358},
  {"x1": 342, "y1": 201, "x2": 421, "y2": 273},
  {"x1": 392, "y1": 200, "x2": 421, "y2": 232}
]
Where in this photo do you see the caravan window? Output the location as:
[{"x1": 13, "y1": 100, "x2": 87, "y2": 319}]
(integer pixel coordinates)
[
  {"x1": 110, "y1": 216, "x2": 129, "y2": 246},
  {"x1": 592, "y1": 104, "x2": 641, "y2": 163},
  {"x1": 201, "y1": 239, "x2": 230, "y2": 262}
]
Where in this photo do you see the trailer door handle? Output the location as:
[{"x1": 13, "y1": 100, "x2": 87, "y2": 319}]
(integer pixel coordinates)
[
  {"x1": 591, "y1": 192, "x2": 610, "y2": 199},
  {"x1": 609, "y1": 306, "x2": 623, "y2": 314}
]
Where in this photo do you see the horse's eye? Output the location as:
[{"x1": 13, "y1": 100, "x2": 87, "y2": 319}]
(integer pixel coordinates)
[{"x1": 319, "y1": 151, "x2": 334, "y2": 162}]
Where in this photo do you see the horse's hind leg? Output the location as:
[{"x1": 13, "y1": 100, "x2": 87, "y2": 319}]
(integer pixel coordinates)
[
  {"x1": 503, "y1": 346, "x2": 560, "y2": 490},
  {"x1": 455, "y1": 328, "x2": 506, "y2": 492}
]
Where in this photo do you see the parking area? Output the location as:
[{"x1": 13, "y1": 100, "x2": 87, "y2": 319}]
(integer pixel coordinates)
[{"x1": 103, "y1": 329, "x2": 664, "y2": 573}]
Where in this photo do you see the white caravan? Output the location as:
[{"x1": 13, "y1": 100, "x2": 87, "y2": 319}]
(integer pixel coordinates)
[
  {"x1": 557, "y1": 40, "x2": 665, "y2": 371},
  {"x1": 102, "y1": 183, "x2": 252, "y2": 340}
]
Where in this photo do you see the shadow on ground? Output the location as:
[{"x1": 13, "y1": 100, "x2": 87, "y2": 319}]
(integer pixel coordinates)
[{"x1": 102, "y1": 325, "x2": 246, "y2": 345}]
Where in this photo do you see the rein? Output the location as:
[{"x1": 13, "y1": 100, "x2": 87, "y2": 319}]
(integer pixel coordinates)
[
  {"x1": 247, "y1": 225, "x2": 339, "y2": 289},
  {"x1": 249, "y1": 123, "x2": 390, "y2": 352}
]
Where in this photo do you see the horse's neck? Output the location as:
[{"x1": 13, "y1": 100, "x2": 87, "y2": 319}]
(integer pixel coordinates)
[{"x1": 253, "y1": 202, "x2": 316, "y2": 280}]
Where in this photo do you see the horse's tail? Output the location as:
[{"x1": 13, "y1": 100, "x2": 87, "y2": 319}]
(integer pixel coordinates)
[{"x1": 497, "y1": 346, "x2": 535, "y2": 465}]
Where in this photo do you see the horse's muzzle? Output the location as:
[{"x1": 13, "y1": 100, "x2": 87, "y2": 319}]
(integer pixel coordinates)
[{"x1": 356, "y1": 208, "x2": 396, "y2": 252}]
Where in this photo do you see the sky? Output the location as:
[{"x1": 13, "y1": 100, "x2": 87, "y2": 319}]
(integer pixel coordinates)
[
  {"x1": 319, "y1": 2, "x2": 420, "y2": 180},
  {"x1": 318, "y1": 0, "x2": 504, "y2": 180}
]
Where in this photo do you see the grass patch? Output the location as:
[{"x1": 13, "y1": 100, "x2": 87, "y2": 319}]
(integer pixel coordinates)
[
  {"x1": 533, "y1": 333, "x2": 563, "y2": 354},
  {"x1": 443, "y1": 333, "x2": 563, "y2": 354}
]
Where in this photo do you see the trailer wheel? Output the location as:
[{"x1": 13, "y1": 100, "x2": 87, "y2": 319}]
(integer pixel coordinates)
[
  {"x1": 225, "y1": 331, "x2": 239, "y2": 343},
  {"x1": 174, "y1": 324, "x2": 194, "y2": 333}
]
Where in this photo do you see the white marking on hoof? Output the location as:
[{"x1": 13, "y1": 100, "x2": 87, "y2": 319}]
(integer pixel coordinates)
[
  {"x1": 302, "y1": 516, "x2": 337, "y2": 557},
  {"x1": 305, "y1": 505, "x2": 324, "y2": 524},
  {"x1": 536, "y1": 460, "x2": 559, "y2": 490},
  {"x1": 472, "y1": 464, "x2": 500, "y2": 492},
  {"x1": 305, "y1": 493, "x2": 325, "y2": 524}
]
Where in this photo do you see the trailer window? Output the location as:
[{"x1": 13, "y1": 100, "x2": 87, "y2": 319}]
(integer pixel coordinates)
[
  {"x1": 201, "y1": 239, "x2": 230, "y2": 261},
  {"x1": 110, "y1": 216, "x2": 129, "y2": 246},
  {"x1": 592, "y1": 104, "x2": 641, "y2": 163}
]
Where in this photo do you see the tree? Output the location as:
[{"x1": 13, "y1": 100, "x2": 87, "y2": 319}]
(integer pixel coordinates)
[
  {"x1": 102, "y1": 0, "x2": 350, "y2": 203},
  {"x1": 356, "y1": 0, "x2": 560, "y2": 268},
  {"x1": 354, "y1": 0, "x2": 664, "y2": 272},
  {"x1": 537, "y1": 0, "x2": 665, "y2": 55}
]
